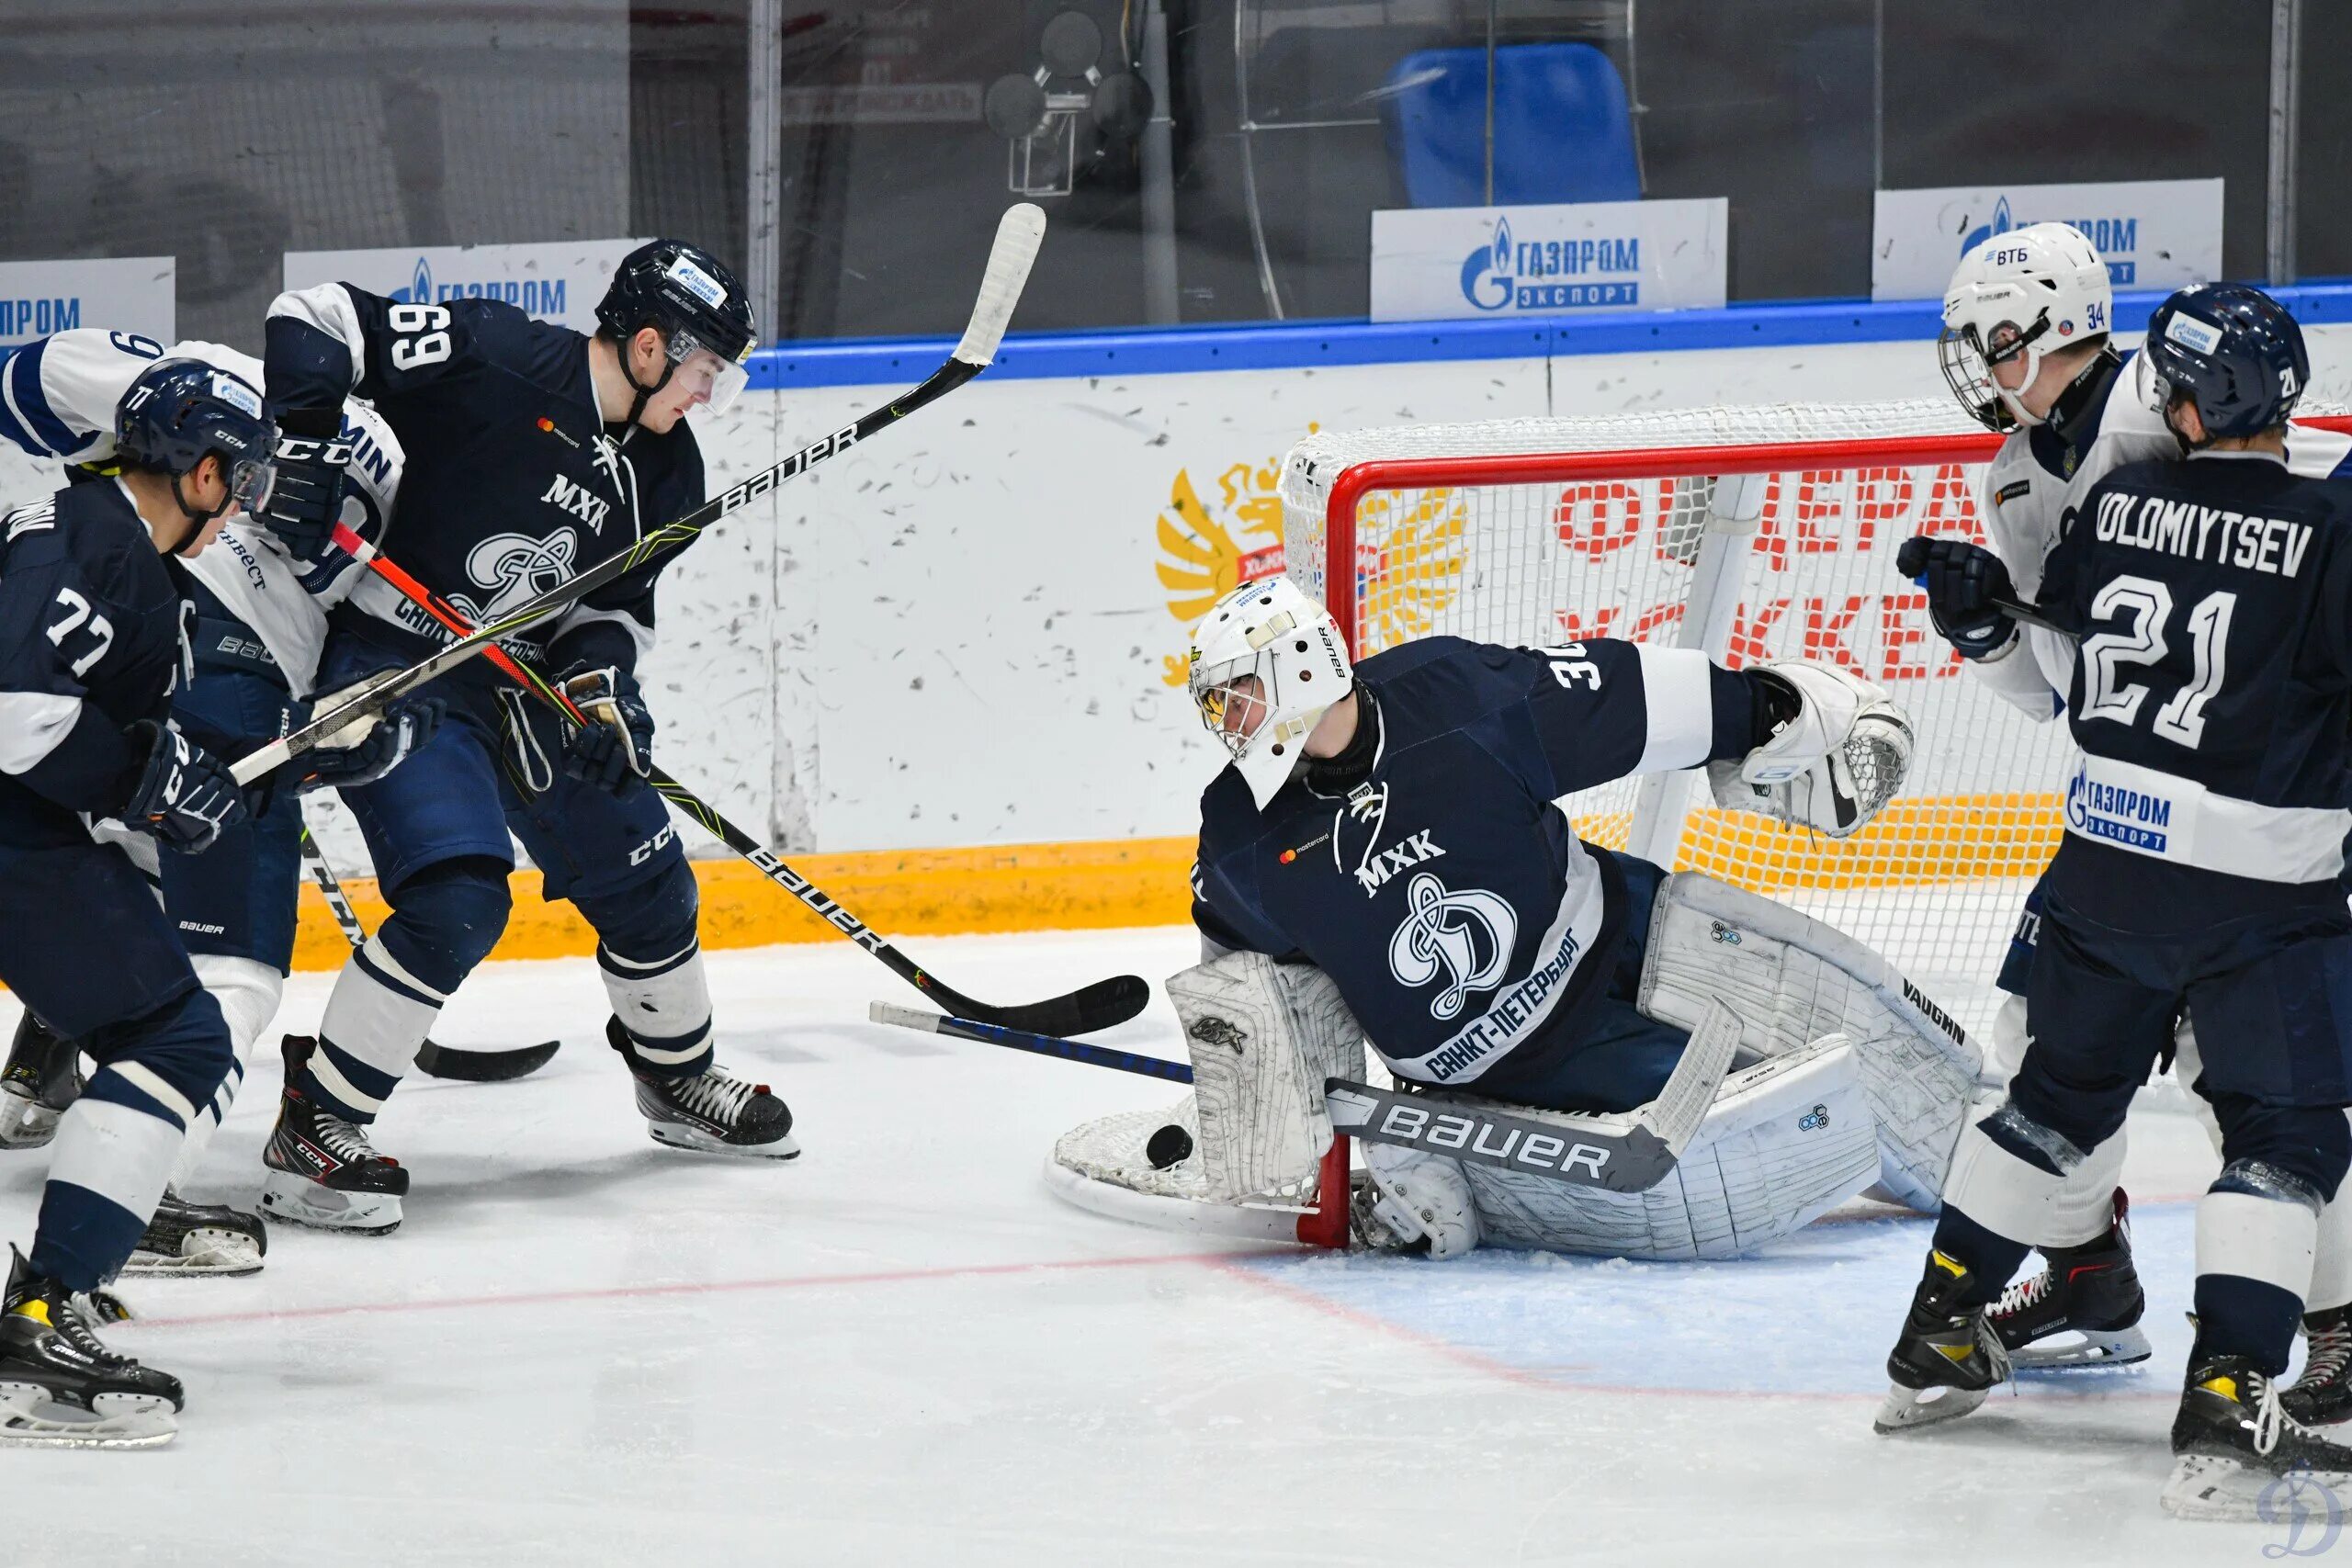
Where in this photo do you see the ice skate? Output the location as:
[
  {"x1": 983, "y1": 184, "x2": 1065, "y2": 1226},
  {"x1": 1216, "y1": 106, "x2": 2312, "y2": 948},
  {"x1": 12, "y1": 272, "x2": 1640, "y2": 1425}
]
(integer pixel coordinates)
[
  {"x1": 259, "y1": 1036, "x2": 408, "y2": 1235},
  {"x1": 124, "y1": 1189, "x2": 266, "y2": 1277},
  {"x1": 1988, "y1": 1190, "x2": 2151, "y2": 1369},
  {"x1": 2284, "y1": 1305, "x2": 2352, "y2": 1427},
  {"x1": 0, "y1": 1246, "x2": 179, "y2": 1449},
  {"x1": 2164, "y1": 1355, "x2": 2352, "y2": 1519},
  {"x1": 1875, "y1": 1250, "x2": 2012, "y2": 1433},
  {"x1": 0, "y1": 1013, "x2": 83, "y2": 1151},
  {"x1": 608, "y1": 1018, "x2": 797, "y2": 1159}
]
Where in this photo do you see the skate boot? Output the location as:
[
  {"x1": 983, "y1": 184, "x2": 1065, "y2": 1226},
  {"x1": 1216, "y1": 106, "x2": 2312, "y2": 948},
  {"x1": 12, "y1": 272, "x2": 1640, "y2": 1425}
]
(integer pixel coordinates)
[
  {"x1": 1875, "y1": 1250, "x2": 2013, "y2": 1433},
  {"x1": 259, "y1": 1036, "x2": 408, "y2": 1235},
  {"x1": 2284, "y1": 1305, "x2": 2352, "y2": 1427},
  {"x1": 2165, "y1": 1354, "x2": 2352, "y2": 1519},
  {"x1": 608, "y1": 1018, "x2": 797, "y2": 1159},
  {"x1": 0, "y1": 1246, "x2": 179, "y2": 1448},
  {"x1": 0, "y1": 1013, "x2": 83, "y2": 1150},
  {"x1": 124, "y1": 1189, "x2": 266, "y2": 1277},
  {"x1": 1987, "y1": 1190, "x2": 2152, "y2": 1369}
]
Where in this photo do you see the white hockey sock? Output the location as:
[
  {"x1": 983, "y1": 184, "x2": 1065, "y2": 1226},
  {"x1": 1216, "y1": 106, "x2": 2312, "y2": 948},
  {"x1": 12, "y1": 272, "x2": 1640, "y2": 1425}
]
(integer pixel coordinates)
[
  {"x1": 600, "y1": 940, "x2": 714, "y2": 1074},
  {"x1": 168, "y1": 956, "x2": 280, "y2": 1192},
  {"x1": 311, "y1": 937, "x2": 442, "y2": 1120}
]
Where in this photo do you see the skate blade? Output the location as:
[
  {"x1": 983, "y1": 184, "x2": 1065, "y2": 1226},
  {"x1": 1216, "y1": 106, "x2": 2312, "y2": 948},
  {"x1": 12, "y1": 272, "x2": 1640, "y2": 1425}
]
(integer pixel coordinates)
[
  {"x1": 0, "y1": 1096, "x2": 60, "y2": 1151},
  {"x1": 648, "y1": 1122, "x2": 801, "y2": 1160},
  {"x1": 1873, "y1": 1381, "x2": 1991, "y2": 1434},
  {"x1": 2009, "y1": 1325, "x2": 2153, "y2": 1371},
  {"x1": 0, "y1": 1386, "x2": 175, "y2": 1450},
  {"x1": 259, "y1": 1174, "x2": 403, "y2": 1235},
  {"x1": 2161, "y1": 1451, "x2": 2352, "y2": 1521}
]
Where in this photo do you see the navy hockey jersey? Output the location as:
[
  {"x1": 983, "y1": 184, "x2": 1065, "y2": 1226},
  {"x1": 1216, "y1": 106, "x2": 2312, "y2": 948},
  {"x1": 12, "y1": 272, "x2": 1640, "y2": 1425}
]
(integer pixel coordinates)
[
  {"x1": 264, "y1": 285, "x2": 704, "y2": 678},
  {"x1": 2041, "y1": 449, "x2": 2352, "y2": 928},
  {"x1": 0, "y1": 480, "x2": 187, "y2": 844},
  {"x1": 1193, "y1": 635, "x2": 1737, "y2": 1097}
]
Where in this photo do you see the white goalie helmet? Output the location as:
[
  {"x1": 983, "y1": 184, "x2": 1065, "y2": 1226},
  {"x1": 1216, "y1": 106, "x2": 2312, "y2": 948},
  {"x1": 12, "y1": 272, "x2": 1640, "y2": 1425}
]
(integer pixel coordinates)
[
  {"x1": 1187, "y1": 575, "x2": 1353, "y2": 808},
  {"x1": 1939, "y1": 221, "x2": 2112, "y2": 433}
]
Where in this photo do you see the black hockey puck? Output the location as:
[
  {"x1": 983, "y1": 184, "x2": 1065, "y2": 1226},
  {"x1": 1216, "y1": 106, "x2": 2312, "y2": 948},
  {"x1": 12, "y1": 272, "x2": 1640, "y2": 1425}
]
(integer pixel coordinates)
[{"x1": 1146, "y1": 1122, "x2": 1193, "y2": 1169}]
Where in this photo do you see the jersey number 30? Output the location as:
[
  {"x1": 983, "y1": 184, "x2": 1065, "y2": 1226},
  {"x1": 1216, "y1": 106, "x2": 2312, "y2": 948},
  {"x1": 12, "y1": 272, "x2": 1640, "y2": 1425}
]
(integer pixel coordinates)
[{"x1": 2079, "y1": 574, "x2": 2234, "y2": 749}]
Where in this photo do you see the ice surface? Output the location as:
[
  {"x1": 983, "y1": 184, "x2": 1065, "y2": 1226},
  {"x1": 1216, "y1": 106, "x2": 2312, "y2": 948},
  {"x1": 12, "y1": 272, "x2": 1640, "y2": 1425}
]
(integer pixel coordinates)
[{"x1": 0, "y1": 926, "x2": 2312, "y2": 1564}]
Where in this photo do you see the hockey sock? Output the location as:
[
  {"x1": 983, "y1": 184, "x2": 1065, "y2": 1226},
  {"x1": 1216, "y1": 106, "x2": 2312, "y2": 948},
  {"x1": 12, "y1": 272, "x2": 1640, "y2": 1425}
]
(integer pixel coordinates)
[
  {"x1": 33, "y1": 989, "x2": 230, "y2": 1291},
  {"x1": 168, "y1": 955, "x2": 280, "y2": 1190},
  {"x1": 1928, "y1": 1207, "x2": 2032, "y2": 1309},
  {"x1": 582, "y1": 859, "x2": 712, "y2": 1081},
  {"x1": 2196, "y1": 1191, "x2": 2319, "y2": 1375},
  {"x1": 307, "y1": 859, "x2": 508, "y2": 1123}
]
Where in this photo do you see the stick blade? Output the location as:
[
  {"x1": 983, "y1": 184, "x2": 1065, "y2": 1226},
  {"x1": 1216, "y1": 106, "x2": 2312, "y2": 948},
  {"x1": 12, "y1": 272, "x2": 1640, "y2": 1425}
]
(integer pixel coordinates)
[
  {"x1": 952, "y1": 203, "x2": 1047, "y2": 368},
  {"x1": 962, "y1": 973, "x2": 1150, "y2": 1037},
  {"x1": 868, "y1": 1002, "x2": 947, "y2": 1033},
  {"x1": 414, "y1": 1038, "x2": 561, "y2": 1082}
]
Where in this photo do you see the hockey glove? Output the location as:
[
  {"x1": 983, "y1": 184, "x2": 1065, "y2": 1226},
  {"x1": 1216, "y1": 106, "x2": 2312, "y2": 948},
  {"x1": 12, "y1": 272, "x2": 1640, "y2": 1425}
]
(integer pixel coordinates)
[
  {"x1": 558, "y1": 664, "x2": 655, "y2": 799},
  {"x1": 122, "y1": 719, "x2": 249, "y2": 854},
  {"x1": 1897, "y1": 535, "x2": 2018, "y2": 660},
  {"x1": 293, "y1": 684, "x2": 446, "y2": 794},
  {"x1": 255, "y1": 409, "x2": 353, "y2": 562}
]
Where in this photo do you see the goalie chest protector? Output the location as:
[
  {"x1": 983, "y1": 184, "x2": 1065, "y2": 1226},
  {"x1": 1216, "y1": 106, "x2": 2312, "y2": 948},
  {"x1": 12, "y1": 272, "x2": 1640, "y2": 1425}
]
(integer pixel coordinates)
[{"x1": 1193, "y1": 634, "x2": 1704, "y2": 1098}]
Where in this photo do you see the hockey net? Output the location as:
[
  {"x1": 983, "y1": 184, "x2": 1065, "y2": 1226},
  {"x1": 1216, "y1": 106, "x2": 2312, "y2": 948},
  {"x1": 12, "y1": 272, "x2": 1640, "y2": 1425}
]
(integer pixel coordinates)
[{"x1": 1048, "y1": 399, "x2": 2352, "y2": 1247}]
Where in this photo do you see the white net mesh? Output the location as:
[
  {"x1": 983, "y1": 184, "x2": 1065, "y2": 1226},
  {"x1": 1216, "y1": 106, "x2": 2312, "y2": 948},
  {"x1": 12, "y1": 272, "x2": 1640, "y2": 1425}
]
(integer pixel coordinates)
[{"x1": 1280, "y1": 403, "x2": 2058, "y2": 1042}]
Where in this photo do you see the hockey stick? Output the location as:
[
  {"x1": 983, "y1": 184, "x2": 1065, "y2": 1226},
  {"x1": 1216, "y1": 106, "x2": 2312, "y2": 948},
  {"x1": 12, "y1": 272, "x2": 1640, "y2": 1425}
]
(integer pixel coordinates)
[
  {"x1": 295, "y1": 823, "x2": 562, "y2": 1083},
  {"x1": 872, "y1": 998, "x2": 1750, "y2": 1194},
  {"x1": 231, "y1": 202, "x2": 1048, "y2": 789},
  {"x1": 346, "y1": 538, "x2": 1150, "y2": 1037}
]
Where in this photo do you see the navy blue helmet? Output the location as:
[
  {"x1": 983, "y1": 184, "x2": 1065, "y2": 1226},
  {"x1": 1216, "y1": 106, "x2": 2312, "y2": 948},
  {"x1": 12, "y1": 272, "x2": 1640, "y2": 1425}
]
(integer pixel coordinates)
[
  {"x1": 2143, "y1": 283, "x2": 2308, "y2": 443},
  {"x1": 595, "y1": 241, "x2": 756, "y2": 417},
  {"x1": 115, "y1": 357, "x2": 279, "y2": 523}
]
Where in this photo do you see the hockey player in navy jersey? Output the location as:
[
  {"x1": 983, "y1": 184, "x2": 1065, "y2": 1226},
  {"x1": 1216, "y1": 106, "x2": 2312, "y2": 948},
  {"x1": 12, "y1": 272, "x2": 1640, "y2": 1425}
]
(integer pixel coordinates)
[
  {"x1": 1876, "y1": 284, "x2": 2352, "y2": 1518},
  {"x1": 1159, "y1": 576, "x2": 1985, "y2": 1264},
  {"x1": 249, "y1": 241, "x2": 791, "y2": 1234},
  {"x1": 0, "y1": 328, "x2": 434, "y2": 1274}
]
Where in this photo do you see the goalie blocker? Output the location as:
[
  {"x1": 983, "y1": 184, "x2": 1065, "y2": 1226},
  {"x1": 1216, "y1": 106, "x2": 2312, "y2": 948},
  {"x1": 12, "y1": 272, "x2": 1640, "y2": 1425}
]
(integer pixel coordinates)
[{"x1": 1048, "y1": 872, "x2": 1980, "y2": 1258}]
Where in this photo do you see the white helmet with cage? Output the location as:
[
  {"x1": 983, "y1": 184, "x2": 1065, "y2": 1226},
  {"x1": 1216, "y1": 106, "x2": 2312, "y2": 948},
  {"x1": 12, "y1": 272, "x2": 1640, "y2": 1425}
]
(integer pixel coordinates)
[
  {"x1": 1187, "y1": 575, "x2": 1353, "y2": 808},
  {"x1": 1939, "y1": 221, "x2": 2112, "y2": 432}
]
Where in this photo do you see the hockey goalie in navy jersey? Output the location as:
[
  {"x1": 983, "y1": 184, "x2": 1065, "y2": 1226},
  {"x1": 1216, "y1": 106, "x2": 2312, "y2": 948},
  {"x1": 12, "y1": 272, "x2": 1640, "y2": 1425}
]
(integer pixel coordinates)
[
  {"x1": 1148, "y1": 574, "x2": 1986, "y2": 1263},
  {"x1": 1875, "y1": 283, "x2": 2352, "y2": 1519}
]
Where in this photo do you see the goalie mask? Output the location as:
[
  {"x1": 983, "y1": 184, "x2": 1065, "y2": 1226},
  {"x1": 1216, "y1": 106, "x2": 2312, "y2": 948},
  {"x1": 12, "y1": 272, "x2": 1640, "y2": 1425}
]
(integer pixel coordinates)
[
  {"x1": 1939, "y1": 221, "x2": 2110, "y2": 433},
  {"x1": 1187, "y1": 576, "x2": 1351, "y2": 808}
]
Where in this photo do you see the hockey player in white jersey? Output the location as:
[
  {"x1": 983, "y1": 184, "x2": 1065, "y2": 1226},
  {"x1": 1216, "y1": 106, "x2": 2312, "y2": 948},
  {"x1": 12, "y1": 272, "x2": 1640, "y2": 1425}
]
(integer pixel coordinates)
[
  {"x1": 0, "y1": 329, "x2": 437, "y2": 1271},
  {"x1": 1130, "y1": 576, "x2": 1985, "y2": 1264},
  {"x1": 1906, "y1": 223, "x2": 2352, "y2": 1412}
]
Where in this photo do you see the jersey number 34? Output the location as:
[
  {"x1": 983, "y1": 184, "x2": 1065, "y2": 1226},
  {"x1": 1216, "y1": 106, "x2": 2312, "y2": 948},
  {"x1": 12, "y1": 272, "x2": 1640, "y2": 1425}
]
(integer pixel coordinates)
[{"x1": 2079, "y1": 574, "x2": 2234, "y2": 750}]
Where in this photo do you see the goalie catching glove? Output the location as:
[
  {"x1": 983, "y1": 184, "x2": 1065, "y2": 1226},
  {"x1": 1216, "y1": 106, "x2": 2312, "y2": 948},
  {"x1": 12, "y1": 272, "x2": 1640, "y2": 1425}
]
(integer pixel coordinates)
[
  {"x1": 499, "y1": 663, "x2": 656, "y2": 800},
  {"x1": 1708, "y1": 660, "x2": 1913, "y2": 838}
]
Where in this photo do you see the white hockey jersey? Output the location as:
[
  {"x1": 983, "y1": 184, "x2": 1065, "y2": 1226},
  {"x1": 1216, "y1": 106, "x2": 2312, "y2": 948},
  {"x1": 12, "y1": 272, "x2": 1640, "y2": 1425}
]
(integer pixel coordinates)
[
  {"x1": 1967, "y1": 347, "x2": 2352, "y2": 717},
  {"x1": 0, "y1": 329, "x2": 402, "y2": 695}
]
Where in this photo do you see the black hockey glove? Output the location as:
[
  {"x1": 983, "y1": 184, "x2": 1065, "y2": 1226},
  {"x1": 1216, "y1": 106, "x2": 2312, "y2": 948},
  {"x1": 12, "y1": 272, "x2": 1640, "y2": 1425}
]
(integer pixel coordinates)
[
  {"x1": 1896, "y1": 535, "x2": 2018, "y2": 660},
  {"x1": 121, "y1": 719, "x2": 249, "y2": 854},
  {"x1": 294, "y1": 690, "x2": 446, "y2": 794},
  {"x1": 558, "y1": 664, "x2": 655, "y2": 799},
  {"x1": 256, "y1": 409, "x2": 353, "y2": 562}
]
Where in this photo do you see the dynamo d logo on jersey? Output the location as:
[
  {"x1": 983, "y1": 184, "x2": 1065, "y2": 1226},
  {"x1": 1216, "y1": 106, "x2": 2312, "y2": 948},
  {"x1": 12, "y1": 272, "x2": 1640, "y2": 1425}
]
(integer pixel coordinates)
[
  {"x1": 1459, "y1": 216, "x2": 1639, "y2": 313},
  {"x1": 447, "y1": 528, "x2": 580, "y2": 625},
  {"x1": 393, "y1": 257, "x2": 571, "y2": 321},
  {"x1": 1387, "y1": 872, "x2": 1518, "y2": 1021},
  {"x1": 1962, "y1": 197, "x2": 2144, "y2": 287}
]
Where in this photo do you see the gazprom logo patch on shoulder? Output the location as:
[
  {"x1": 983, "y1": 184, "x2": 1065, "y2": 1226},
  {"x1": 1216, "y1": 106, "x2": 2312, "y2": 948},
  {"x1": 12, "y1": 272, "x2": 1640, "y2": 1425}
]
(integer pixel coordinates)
[
  {"x1": 2064, "y1": 764, "x2": 2173, "y2": 853},
  {"x1": 1460, "y1": 216, "x2": 1639, "y2": 312},
  {"x1": 665, "y1": 256, "x2": 728, "y2": 310},
  {"x1": 2165, "y1": 312, "x2": 2222, "y2": 355}
]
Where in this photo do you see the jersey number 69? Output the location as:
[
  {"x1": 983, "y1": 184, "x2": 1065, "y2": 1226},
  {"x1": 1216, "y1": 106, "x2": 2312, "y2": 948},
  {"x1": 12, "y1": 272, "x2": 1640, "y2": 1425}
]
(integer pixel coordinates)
[{"x1": 389, "y1": 303, "x2": 453, "y2": 371}]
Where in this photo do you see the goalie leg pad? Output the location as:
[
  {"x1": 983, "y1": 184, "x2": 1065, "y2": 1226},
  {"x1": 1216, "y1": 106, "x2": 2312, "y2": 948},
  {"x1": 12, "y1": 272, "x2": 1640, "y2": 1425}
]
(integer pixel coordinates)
[
  {"x1": 1362, "y1": 1142, "x2": 1481, "y2": 1258},
  {"x1": 1634, "y1": 873, "x2": 1981, "y2": 1213},
  {"x1": 1165, "y1": 953, "x2": 1364, "y2": 1207},
  {"x1": 1442, "y1": 1034, "x2": 1875, "y2": 1259}
]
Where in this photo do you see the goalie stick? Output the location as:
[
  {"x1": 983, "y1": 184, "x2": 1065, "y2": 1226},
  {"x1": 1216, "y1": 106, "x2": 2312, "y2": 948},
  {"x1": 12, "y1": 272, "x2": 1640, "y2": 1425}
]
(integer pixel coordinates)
[
  {"x1": 296, "y1": 824, "x2": 561, "y2": 1083},
  {"x1": 345, "y1": 534, "x2": 1149, "y2": 1038},
  {"x1": 869, "y1": 998, "x2": 1751, "y2": 1193},
  {"x1": 231, "y1": 201, "x2": 1049, "y2": 789}
]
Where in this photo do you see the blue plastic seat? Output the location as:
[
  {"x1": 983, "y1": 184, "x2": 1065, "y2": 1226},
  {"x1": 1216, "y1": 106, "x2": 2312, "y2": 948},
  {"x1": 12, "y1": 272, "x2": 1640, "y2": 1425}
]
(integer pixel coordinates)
[{"x1": 1382, "y1": 42, "x2": 1639, "y2": 209}]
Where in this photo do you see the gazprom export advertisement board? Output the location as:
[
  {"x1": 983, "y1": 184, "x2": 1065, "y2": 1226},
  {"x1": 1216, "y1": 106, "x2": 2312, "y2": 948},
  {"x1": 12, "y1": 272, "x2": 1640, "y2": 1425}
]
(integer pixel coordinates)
[
  {"x1": 1370, "y1": 198, "x2": 1727, "y2": 323},
  {"x1": 282, "y1": 238, "x2": 646, "y2": 334},
  {"x1": 0, "y1": 257, "x2": 175, "y2": 347},
  {"x1": 1871, "y1": 179, "x2": 2222, "y2": 302}
]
